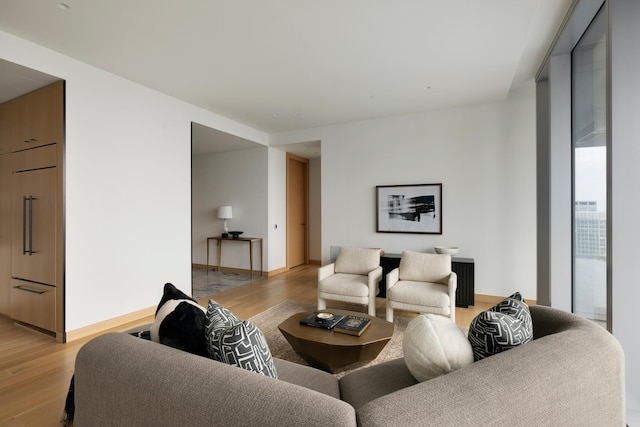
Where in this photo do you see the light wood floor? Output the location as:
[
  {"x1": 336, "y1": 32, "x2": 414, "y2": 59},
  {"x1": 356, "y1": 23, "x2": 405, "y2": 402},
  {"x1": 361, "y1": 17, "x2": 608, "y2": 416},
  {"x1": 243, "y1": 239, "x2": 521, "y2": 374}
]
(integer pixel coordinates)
[{"x1": 0, "y1": 264, "x2": 493, "y2": 426}]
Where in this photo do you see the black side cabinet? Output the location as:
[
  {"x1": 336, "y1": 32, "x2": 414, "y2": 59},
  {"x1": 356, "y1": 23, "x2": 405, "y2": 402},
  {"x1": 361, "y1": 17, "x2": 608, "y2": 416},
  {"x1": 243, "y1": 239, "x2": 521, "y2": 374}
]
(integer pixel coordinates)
[{"x1": 379, "y1": 253, "x2": 475, "y2": 308}]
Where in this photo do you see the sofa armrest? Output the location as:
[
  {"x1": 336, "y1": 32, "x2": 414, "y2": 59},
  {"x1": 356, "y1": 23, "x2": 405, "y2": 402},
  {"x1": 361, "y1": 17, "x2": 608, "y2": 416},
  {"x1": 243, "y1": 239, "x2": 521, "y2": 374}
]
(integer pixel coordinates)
[
  {"x1": 357, "y1": 311, "x2": 625, "y2": 426},
  {"x1": 318, "y1": 263, "x2": 336, "y2": 282},
  {"x1": 74, "y1": 333, "x2": 356, "y2": 427}
]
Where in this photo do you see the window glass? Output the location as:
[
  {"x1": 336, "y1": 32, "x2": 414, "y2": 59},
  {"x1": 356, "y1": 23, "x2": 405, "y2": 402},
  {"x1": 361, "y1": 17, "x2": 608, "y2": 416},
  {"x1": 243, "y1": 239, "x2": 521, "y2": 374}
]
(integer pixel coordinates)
[{"x1": 572, "y1": 5, "x2": 607, "y2": 328}]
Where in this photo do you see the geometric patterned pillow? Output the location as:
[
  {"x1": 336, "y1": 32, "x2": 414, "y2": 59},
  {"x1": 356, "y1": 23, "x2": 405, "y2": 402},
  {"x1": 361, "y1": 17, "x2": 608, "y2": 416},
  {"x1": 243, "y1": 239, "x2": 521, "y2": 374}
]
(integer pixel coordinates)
[
  {"x1": 205, "y1": 299, "x2": 243, "y2": 335},
  {"x1": 467, "y1": 292, "x2": 533, "y2": 361},
  {"x1": 204, "y1": 299, "x2": 277, "y2": 378},
  {"x1": 206, "y1": 320, "x2": 278, "y2": 378},
  {"x1": 491, "y1": 292, "x2": 532, "y2": 329}
]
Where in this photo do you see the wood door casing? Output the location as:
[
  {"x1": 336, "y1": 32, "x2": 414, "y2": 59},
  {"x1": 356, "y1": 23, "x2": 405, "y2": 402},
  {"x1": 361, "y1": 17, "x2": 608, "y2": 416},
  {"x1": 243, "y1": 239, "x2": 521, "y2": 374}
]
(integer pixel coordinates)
[{"x1": 286, "y1": 153, "x2": 309, "y2": 269}]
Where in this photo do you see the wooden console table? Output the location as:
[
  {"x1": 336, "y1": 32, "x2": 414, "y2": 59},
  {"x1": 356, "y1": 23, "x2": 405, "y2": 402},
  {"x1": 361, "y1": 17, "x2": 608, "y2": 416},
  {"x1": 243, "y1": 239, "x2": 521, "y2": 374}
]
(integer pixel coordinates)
[
  {"x1": 379, "y1": 253, "x2": 474, "y2": 307},
  {"x1": 206, "y1": 236, "x2": 263, "y2": 278}
]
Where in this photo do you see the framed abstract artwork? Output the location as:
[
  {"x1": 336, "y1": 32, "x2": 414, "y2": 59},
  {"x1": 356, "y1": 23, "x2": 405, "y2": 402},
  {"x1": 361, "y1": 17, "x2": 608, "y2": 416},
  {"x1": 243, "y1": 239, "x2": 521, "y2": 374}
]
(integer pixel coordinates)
[{"x1": 376, "y1": 183, "x2": 442, "y2": 234}]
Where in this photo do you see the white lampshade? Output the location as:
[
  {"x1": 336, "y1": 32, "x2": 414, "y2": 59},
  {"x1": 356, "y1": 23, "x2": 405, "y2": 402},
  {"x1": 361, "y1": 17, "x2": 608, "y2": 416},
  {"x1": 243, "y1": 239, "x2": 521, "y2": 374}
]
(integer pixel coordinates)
[
  {"x1": 218, "y1": 206, "x2": 233, "y2": 219},
  {"x1": 218, "y1": 206, "x2": 233, "y2": 235}
]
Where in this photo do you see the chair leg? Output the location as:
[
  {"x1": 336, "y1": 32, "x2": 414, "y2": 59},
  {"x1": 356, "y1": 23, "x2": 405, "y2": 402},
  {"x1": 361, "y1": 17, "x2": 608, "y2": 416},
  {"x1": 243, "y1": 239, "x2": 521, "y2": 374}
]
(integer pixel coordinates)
[
  {"x1": 367, "y1": 302, "x2": 376, "y2": 316},
  {"x1": 317, "y1": 297, "x2": 326, "y2": 311},
  {"x1": 386, "y1": 306, "x2": 394, "y2": 322}
]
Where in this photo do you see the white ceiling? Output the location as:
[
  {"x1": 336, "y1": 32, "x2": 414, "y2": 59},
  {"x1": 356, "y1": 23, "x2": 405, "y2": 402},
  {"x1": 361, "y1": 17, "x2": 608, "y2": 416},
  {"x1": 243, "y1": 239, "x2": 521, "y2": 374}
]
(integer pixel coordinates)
[{"x1": 0, "y1": 0, "x2": 571, "y2": 155}]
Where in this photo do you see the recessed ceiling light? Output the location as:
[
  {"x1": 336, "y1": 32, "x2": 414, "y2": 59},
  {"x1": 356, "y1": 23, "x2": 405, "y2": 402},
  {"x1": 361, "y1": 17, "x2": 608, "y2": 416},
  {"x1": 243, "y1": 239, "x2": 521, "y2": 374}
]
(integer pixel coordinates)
[{"x1": 58, "y1": 3, "x2": 71, "y2": 10}]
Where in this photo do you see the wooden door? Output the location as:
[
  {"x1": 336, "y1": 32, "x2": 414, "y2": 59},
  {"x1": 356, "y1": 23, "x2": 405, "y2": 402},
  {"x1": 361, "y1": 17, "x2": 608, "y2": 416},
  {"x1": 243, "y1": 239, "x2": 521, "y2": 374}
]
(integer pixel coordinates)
[
  {"x1": 11, "y1": 166, "x2": 57, "y2": 286},
  {"x1": 287, "y1": 153, "x2": 308, "y2": 269}
]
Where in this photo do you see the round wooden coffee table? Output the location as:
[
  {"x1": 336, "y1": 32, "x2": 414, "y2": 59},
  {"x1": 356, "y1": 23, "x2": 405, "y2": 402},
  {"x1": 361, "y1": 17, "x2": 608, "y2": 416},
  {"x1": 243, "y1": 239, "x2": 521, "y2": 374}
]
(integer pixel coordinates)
[{"x1": 278, "y1": 309, "x2": 394, "y2": 373}]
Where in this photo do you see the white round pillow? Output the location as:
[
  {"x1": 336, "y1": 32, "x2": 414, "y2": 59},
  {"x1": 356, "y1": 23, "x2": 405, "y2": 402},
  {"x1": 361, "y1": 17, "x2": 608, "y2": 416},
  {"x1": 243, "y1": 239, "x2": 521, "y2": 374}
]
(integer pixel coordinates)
[{"x1": 403, "y1": 314, "x2": 474, "y2": 382}]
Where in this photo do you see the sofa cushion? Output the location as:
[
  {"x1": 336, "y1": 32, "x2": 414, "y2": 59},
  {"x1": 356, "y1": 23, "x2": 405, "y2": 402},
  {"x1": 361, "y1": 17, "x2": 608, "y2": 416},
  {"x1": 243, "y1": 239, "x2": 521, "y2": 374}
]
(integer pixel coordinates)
[
  {"x1": 149, "y1": 283, "x2": 207, "y2": 357},
  {"x1": 403, "y1": 314, "x2": 473, "y2": 382},
  {"x1": 334, "y1": 247, "x2": 380, "y2": 275},
  {"x1": 339, "y1": 358, "x2": 418, "y2": 411},
  {"x1": 274, "y1": 358, "x2": 341, "y2": 399},
  {"x1": 317, "y1": 273, "x2": 370, "y2": 297},
  {"x1": 467, "y1": 292, "x2": 533, "y2": 361},
  {"x1": 205, "y1": 300, "x2": 278, "y2": 378},
  {"x1": 387, "y1": 280, "x2": 450, "y2": 307},
  {"x1": 398, "y1": 251, "x2": 451, "y2": 283}
]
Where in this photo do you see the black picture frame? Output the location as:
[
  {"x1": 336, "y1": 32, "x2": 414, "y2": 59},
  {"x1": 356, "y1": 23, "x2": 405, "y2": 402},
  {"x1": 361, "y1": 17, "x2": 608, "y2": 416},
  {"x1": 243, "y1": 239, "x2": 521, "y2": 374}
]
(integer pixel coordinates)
[{"x1": 376, "y1": 183, "x2": 442, "y2": 234}]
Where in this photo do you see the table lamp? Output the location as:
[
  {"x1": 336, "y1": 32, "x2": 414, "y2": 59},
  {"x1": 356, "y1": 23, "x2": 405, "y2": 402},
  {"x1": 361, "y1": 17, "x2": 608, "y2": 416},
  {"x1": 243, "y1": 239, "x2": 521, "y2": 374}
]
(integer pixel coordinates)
[{"x1": 218, "y1": 206, "x2": 233, "y2": 237}]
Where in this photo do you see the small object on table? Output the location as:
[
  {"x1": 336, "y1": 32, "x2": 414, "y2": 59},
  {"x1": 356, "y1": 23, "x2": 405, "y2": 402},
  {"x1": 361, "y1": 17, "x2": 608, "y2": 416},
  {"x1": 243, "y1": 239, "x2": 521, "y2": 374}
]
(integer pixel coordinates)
[
  {"x1": 299, "y1": 311, "x2": 344, "y2": 329},
  {"x1": 434, "y1": 245, "x2": 459, "y2": 255},
  {"x1": 316, "y1": 312, "x2": 334, "y2": 321},
  {"x1": 334, "y1": 315, "x2": 372, "y2": 336},
  {"x1": 230, "y1": 231, "x2": 244, "y2": 239}
]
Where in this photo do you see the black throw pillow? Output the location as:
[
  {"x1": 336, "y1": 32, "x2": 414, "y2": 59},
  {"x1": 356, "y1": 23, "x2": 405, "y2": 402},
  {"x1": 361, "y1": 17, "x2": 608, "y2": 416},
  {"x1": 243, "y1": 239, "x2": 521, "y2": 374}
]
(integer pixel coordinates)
[{"x1": 150, "y1": 282, "x2": 207, "y2": 357}]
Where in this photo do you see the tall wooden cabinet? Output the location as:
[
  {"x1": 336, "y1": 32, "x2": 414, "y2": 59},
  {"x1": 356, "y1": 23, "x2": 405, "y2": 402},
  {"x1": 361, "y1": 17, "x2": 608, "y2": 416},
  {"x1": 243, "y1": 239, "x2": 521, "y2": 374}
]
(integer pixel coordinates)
[
  {"x1": 0, "y1": 81, "x2": 64, "y2": 341},
  {"x1": 0, "y1": 154, "x2": 11, "y2": 316}
]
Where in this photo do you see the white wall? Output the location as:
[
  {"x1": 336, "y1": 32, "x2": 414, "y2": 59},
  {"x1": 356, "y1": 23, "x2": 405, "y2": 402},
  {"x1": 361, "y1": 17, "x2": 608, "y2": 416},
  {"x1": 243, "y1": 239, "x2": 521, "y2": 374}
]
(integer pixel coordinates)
[
  {"x1": 192, "y1": 147, "x2": 268, "y2": 271},
  {"x1": 272, "y1": 86, "x2": 538, "y2": 300},
  {"x1": 267, "y1": 148, "x2": 287, "y2": 270},
  {"x1": 611, "y1": 0, "x2": 640, "y2": 421},
  {"x1": 308, "y1": 157, "x2": 322, "y2": 262},
  {"x1": 548, "y1": 53, "x2": 573, "y2": 312},
  {"x1": 0, "y1": 30, "x2": 268, "y2": 332},
  {"x1": 1, "y1": 27, "x2": 536, "y2": 326}
]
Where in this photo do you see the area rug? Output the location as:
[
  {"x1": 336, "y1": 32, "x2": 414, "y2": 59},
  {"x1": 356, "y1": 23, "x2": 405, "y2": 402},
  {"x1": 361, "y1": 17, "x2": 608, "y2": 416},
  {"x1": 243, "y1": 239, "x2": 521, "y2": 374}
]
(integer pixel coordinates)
[
  {"x1": 192, "y1": 270, "x2": 261, "y2": 299},
  {"x1": 248, "y1": 300, "x2": 409, "y2": 377}
]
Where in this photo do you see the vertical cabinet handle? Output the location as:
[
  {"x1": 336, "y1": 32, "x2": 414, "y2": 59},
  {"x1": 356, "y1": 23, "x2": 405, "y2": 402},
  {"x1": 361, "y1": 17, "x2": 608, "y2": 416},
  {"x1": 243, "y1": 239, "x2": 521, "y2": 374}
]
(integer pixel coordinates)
[
  {"x1": 22, "y1": 196, "x2": 27, "y2": 255},
  {"x1": 29, "y1": 196, "x2": 34, "y2": 255},
  {"x1": 22, "y1": 195, "x2": 35, "y2": 256}
]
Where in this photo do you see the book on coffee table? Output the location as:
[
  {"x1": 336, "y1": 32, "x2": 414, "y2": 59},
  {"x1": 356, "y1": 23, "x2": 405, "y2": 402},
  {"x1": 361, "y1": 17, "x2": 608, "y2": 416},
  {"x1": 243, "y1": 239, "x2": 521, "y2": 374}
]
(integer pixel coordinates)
[
  {"x1": 334, "y1": 315, "x2": 371, "y2": 336},
  {"x1": 299, "y1": 312, "x2": 345, "y2": 329}
]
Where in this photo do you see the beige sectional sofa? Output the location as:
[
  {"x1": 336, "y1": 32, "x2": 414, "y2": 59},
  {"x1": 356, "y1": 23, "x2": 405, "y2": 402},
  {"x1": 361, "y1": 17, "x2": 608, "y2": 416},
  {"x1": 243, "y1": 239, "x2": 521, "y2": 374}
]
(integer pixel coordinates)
[{"x1": 73, "y1": 305, "x2": 626, "y2": 426}]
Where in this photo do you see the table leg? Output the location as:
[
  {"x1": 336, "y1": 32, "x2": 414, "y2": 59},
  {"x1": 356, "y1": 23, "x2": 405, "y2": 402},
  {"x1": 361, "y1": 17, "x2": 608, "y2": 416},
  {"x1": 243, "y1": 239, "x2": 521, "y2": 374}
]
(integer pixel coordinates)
[
  {"x1": 249, "y1": 241, "x2": 253, "y2": 278},
  {"x1": 260, "y1": 239, "x2": 263, "y2": 276},
  {"x1": 217, "y1": 240, "x2": 222, "y2": 273},
  {"x1": 206, "y1": 238, "x2": 210, "y2": 275}
]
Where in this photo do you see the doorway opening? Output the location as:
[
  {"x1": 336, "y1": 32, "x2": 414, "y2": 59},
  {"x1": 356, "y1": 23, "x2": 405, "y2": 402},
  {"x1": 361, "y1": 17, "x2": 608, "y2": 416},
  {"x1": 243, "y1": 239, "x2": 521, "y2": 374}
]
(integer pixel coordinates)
[{"x1": 286, "y1": 153, "x2": 309, "y2": 269}]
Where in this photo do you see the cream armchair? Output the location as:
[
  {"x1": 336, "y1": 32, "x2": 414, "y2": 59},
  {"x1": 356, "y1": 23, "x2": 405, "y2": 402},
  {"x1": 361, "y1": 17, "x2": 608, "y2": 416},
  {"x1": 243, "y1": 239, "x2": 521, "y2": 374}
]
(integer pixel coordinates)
[
  {"x1": 386, "y1": 251, "x2": 457, "y2": 322},
  {"x1": 317, "y1": 247, "x2": 382, "y2": 316}
]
